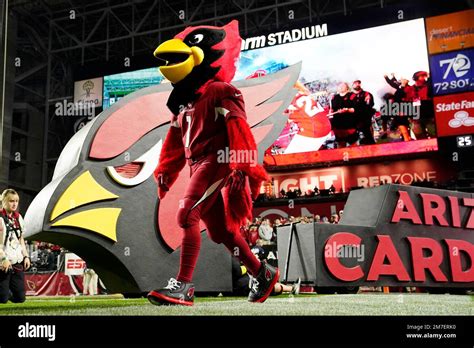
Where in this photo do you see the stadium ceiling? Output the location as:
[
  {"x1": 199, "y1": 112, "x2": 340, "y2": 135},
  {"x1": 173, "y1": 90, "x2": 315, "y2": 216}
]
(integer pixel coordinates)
[{"x1": 12, "y1": 0, "x2": 428, "y2": 65}]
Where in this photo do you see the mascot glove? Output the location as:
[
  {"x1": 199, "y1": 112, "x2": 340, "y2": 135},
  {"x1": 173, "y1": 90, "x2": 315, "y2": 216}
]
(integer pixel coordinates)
[
  {"x1": 227, "y1": 169, "x2": 246, "y2": 194},
  {"x1": 156, "y1": 173, "x2": 170, "y2": 199}
]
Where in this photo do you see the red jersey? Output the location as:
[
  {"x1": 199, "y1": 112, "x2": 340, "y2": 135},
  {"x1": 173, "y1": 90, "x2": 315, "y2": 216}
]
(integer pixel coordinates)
[
  {"x1": 402, "y1": 84, "x2": 430, "y2": 101},
  {"x1": 171, "y1": 81, "x2": 246, "y2": 160},
  {"x1": 288, "y1": 92, "x2": 331, "y2": 138}
]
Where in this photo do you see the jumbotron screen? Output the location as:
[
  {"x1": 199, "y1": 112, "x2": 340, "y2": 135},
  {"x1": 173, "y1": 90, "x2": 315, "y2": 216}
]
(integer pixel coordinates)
[
  {"x1": 103, "y1": 18, "x2": 437, "y2": 165},
  {"x1": 103, "y1": 68, "x2": 165, "y2": 109},
  {"x1": 237, "y1": 18, "x2": 437, "y2": 165}
]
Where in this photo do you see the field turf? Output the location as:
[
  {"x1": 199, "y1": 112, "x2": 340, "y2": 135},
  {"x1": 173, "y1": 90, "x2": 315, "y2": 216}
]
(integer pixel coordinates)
[{"x1": 0, "y1": 293, "x2": 472, "y2": 316}]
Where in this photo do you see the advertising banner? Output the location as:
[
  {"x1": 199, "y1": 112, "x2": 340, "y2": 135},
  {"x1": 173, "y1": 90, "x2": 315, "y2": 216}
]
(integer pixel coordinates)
[
  {"x1": 434, "y1": 92, "x2": 474, "y2": 137},
  {"x1": 255, "y1": 158, "x2": 456, "y2": 222},
  {"x1": 74, "y1": 77, "x2": 103, "y2": 108},
  {"x1": 425, "y1": 9, "x2": 474, "y2": 55},
  {"x1": 64, "y1": 253, "x2": 86, "y2": 276},
  {"x1": 430, "y1": 49, "x2": 474, "y2": 96},
  {"x1": 25, "y1": 272, "x2": 84, "y2": 296},
  {"x1": 268, "y1": 158, "x2": 454, "y2": 194}
]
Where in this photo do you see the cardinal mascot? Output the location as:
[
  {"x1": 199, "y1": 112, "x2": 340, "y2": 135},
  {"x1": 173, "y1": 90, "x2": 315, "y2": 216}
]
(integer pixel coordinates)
[{"x1": 147, "y1": 20, "x2": 279, "y2": 306}]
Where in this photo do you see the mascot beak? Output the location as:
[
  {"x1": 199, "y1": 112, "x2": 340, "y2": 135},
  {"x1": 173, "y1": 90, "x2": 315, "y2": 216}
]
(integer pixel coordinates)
[{"x1": 154, "y1": 39, "x2": 204, "y2": 84}]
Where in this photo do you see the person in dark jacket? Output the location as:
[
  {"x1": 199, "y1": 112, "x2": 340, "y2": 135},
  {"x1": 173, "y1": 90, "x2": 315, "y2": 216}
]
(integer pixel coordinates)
[
  {"x1": 329, "y1": 83, "x2": 358, "y2": 148},
  {"x1": 351, "y1": 80, "x2": 376, "y2": 145}
]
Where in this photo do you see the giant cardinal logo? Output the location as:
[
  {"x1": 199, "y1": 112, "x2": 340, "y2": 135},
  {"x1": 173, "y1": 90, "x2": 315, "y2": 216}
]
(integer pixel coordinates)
[{"x1": 24, "y1": 21, "x2": 301, "y2": 294}]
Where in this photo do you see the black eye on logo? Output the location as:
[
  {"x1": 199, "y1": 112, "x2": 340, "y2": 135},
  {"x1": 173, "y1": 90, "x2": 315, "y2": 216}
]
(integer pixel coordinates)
[{"x1": 188, "y1": 34, "x2": 204, "y2": 45}]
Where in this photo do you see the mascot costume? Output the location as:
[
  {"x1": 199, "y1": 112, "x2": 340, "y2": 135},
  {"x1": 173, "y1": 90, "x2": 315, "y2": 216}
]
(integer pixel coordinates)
[{"x1": 147, "y1": 20, "x2": 279, "y2": 306}]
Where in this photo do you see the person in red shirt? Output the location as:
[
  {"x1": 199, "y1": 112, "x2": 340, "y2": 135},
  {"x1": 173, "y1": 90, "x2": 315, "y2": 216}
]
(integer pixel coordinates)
[
  {"x1": 398, "y1": 71, "x2": 435, "y2": 139},
  {"x1": 148, "y1": 21, "x2": 279, "y2": 306}
]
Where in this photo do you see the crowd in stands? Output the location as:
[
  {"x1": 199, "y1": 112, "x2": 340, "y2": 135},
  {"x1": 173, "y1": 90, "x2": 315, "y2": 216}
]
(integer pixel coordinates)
[
  {"x1": 256, "y1": 176, "x2": 474, "y2": 204},
  {"x1": 278, "y1": 183, "x2": 338, "y2": 199},
  {"x1": 256, "y1": 183, "x2": 341, "y2": 202},
  {"x1": 25, "y1": 241, "x2": 64, "y2": 272},
  {"x1": 240, "y1": 211, "x2": 343, "y2": 247}
]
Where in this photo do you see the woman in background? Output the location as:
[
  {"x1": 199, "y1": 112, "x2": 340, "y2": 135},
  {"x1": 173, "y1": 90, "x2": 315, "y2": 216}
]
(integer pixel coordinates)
[{"x1": 0, "y1": 189, "x2": 30, "y2": 303}]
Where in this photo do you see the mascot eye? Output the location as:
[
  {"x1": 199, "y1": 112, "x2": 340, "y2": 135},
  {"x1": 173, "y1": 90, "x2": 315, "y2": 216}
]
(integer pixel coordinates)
[{"x1": 189, "y1": 34, "x2": 204, "y2": 45}]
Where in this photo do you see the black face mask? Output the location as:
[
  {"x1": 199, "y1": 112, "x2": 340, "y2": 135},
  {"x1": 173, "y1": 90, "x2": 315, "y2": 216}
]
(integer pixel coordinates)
[{"x1": 353, "y1": 86, "x2": 362, "y2": 91}]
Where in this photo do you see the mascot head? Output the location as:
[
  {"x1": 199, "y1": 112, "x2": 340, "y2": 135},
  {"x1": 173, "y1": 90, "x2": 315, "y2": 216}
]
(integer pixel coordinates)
[{"x1": 154, "y1": 20, "x2": 241, "y2": 114}]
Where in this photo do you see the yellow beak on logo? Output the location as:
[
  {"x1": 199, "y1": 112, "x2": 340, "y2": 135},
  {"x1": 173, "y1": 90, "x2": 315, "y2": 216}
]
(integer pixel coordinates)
[
  {"x1": 50, "y1": 171, "x2": 121, "y2": 242},
  {"x1": 154, "y1": 39, "x2": 204, "y2": 84}
]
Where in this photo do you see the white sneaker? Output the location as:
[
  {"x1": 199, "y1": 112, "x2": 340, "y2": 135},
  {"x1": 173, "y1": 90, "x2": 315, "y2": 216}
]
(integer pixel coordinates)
[{"x1": 291, "y1": 277, "x2": 301, "y2": 295}]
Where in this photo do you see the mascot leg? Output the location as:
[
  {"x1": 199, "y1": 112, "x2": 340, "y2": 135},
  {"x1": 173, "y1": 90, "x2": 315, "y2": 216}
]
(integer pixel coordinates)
[
  {"x1": 148, "y1": 158, "x2": 228, "y2": 306},
  {"x1": 148, "y1": 156, "x2": 277, "y2": 305},
  {"x1": 175, "y1": 159, "x2": 230, "y2": 283},
  {"x1": 201, "y1": 193, "x2": 261, "y2": 276},
  {"x1": 202, "y1": 199, "x2": 279, "y2": 303}
]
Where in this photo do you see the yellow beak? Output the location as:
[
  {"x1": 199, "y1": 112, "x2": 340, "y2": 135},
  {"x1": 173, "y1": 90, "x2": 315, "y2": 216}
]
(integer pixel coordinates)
[
  {"x1": 153, "y1": 39, "x2": 204, "y2": 84},
  {"x1": 50, "y1": 171, "x2": 121, "y2": 242}
]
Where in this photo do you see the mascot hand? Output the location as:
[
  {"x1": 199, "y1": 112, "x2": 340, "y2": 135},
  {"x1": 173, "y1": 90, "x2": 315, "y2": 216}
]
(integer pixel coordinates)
[
  {"x1": 156, "y1": 173, "x2": 170, "y2": 199},
  {"x1": 227, "y1": 170, "x2": 245, "y2": 194}
]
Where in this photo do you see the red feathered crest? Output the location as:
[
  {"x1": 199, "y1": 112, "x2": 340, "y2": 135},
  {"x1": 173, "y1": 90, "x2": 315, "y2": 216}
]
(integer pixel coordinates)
[{"x1": 174, "y1": 20, "x2": 242, "y2": 83}]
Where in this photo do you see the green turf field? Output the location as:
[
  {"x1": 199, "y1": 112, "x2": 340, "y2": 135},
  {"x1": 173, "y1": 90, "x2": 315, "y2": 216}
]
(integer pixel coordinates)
[{"x1": 0, "y1": 293, "x2": 472, "y2": 316}]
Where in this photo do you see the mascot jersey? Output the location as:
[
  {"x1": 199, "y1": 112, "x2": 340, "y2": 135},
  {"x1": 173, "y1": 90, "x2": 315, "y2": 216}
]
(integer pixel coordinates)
[
  {"x1": 171, "y1": 82, "x2": 245, "y2": 161},
  {"x1": 153, "y1": 20, "x2": 267, "y2": 283}
]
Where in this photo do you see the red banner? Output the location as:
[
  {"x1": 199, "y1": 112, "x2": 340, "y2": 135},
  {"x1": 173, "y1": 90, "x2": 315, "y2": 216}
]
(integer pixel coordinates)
[
  {"x1": 267, "y1": 158, "x2": 455, "y2": 194},
  {"x1": 25, "y1": 272, "x2": 84, "y2": 296},
  {"x1": 264, "y1": 139, "x2": 438, "y2": 166},
  {"x1": 434, "y1": 92, "x2": 474, "y2": 137},
  {"x1": 272, "y1": 167, "x2": 345, "y2": 193}
]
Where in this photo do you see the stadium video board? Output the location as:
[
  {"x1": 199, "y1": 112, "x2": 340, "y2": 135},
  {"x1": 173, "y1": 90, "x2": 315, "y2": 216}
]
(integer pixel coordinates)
[
  {"x1": 103, "y1": 68, "x2": 166, "y2": 109},
  {"x1": 238, "y1": 18, "x2": 439, "y2": 165},
  {"x1": 103, "y1": 18, "x2": 440, "y2": 165}
]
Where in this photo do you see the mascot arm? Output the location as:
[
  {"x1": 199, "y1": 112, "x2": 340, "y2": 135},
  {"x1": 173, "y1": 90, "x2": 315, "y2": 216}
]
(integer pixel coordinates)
[
  {"x1": 226, "y1": 115, "x2": 268, "y2": 200},
  {"x1": 153, "y1": 124, "x2": 186, "y2": 198}
]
